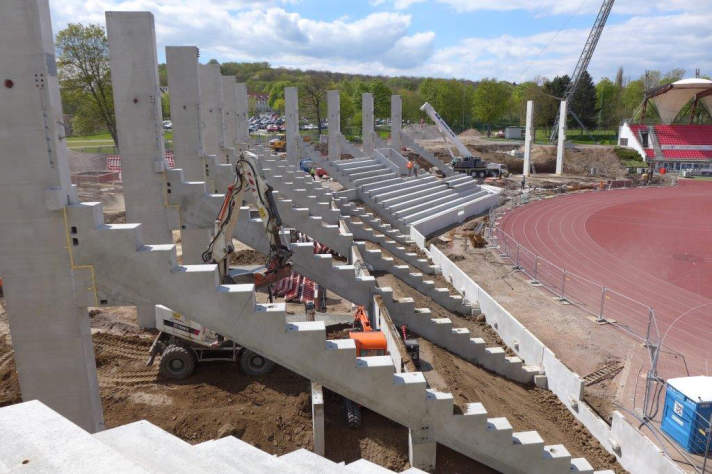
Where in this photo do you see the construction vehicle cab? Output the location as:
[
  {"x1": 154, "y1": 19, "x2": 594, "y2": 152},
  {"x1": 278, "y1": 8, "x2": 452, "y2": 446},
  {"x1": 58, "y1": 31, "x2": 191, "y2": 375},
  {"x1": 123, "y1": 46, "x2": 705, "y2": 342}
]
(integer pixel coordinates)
[
  {"x1": 349, "y1": 331, "x2": 387, "y2": 357},
  {"x1": 269, "y1": 135, "x2": 286, "y2": 152},
  {"x1": 147, "y1": 309, "x2": 274, "y2": 380}
]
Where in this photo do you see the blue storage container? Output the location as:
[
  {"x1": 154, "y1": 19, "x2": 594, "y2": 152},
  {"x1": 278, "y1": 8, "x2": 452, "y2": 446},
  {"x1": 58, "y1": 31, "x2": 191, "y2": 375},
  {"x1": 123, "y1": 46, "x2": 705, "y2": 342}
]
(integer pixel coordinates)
[{"x1": 661, "y1": 376, "x2": 712, "y2": 454}]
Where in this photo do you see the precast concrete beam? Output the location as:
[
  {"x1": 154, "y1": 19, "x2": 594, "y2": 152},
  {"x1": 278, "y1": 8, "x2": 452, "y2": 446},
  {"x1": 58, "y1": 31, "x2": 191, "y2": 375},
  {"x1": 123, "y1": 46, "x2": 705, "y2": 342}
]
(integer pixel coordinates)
[
  {"x1": 523, "y1": 100, "x2": 534, "y2": 177},
  {"x1": 328, "y1": 90, "x2": 340, "y2": 161},
  {"x1": 235, "y1": 83, "x2": 250, "y2": 153},
  {"x1": 362, "y1": 93, "x2": 375, "y2": 154},
  {"x1": 311, "y1": 382, "x2": 325, "y2": 456},
  {"x1": 199, "y1": 62, "x2": 224, "y2": 158},
  {"x1": 222, "y1": 76, "x2": 238, "y2": 154},
  {"x1": 166, "y1": 46, "x2": 203, "y2": 180},
  {"x1": 391, "y1": 95, "x2": 402, "y2": 152},
  {"x1": 285, "y1": 86, "x2": 299, "y2": 164},
  {"x1": 0, "y1": 0, "x2": 102, "y2": 432},
  {"x1": 556, "y1": 100, "x2": 567, "y2": 176},
  {"x1": 106, "y1": 11, "x2": 172, "y2": 244}
]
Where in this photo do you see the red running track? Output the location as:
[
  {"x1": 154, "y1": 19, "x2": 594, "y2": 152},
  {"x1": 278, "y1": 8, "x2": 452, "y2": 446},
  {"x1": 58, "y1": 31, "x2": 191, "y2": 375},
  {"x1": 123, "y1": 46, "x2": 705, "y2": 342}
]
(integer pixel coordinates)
[{"x1": 499, "y1": 180, "x2": 712, "y2": 375}]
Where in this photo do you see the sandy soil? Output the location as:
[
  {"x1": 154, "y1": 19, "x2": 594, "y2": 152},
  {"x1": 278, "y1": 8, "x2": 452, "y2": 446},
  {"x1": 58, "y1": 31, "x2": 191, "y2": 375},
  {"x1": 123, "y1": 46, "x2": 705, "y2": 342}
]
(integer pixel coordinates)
[{"x1": 370, "y1": 263, "x2": 623, "y2": 472}]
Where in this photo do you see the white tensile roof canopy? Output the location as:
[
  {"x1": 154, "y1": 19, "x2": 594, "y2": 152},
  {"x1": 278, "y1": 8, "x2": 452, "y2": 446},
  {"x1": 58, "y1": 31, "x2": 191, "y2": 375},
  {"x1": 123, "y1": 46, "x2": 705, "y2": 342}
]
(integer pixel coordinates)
[{"x1": 646, "y1": 78, "x2": 712, "y2": 124}]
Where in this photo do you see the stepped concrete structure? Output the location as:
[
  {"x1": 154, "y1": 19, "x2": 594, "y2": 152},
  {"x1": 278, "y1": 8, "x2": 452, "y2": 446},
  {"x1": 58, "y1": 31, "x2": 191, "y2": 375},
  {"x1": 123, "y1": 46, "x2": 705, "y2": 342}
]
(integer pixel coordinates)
[{"x1": 0, "y1": 3, "x2": 665, "y2": 473}]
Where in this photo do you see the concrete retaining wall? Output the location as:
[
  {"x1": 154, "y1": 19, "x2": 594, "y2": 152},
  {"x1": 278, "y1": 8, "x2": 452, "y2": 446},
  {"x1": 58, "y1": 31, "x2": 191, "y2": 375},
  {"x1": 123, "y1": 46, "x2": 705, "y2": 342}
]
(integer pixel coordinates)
[{"x1": 424, "y1": 241, "x2": 684, "y2": 474}]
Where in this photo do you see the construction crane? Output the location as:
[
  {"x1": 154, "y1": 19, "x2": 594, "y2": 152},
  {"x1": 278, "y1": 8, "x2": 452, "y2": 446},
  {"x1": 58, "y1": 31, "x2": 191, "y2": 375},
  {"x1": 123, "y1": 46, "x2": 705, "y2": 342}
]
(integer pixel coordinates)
[
  {"x1": 420, "y1": 102, "x2": 508, "y2": 178},
  {"x1": 549, "y1": 0, "x2": 616, "y2": 142},
  {"x1": 202, "y1": 150, "x2": 292, "y2": 287}
]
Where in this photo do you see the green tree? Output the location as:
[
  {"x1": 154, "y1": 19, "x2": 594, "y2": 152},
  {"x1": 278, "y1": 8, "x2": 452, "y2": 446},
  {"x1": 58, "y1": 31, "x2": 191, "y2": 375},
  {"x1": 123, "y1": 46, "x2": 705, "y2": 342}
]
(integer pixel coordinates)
[
  {"x1": 371, "y1": 80, "x2": 392, "y2": 118},
  {"x1": 472, "y1": 79, "x2": 512, "y2": 128},
  {"x1": 595, "y1": 77, "x2": 622, "y2": 128},
  {"x1": 299, "y1": 75, "x2": 329, "y2": 135},
  {"x1": 56, "y1": 23, "x2": 117, "y2": 143},
  {"x1": 570, "y1": 71, "x2": 598, "y2": 128}
]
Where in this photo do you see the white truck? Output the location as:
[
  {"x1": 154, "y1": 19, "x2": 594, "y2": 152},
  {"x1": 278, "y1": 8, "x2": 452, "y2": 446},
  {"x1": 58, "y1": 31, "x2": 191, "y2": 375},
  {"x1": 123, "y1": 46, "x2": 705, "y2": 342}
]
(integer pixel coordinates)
[{"x1": 419, "y1": 102, "x2": 508, "y2": 178}]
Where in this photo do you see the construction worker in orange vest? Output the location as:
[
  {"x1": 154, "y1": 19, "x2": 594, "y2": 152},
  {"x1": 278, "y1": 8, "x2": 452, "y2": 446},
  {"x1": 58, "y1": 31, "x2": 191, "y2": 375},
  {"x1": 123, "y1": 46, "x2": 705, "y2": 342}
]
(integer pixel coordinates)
[{"x1": 407, "y1": 159, "x2": 414, "y2": 177}]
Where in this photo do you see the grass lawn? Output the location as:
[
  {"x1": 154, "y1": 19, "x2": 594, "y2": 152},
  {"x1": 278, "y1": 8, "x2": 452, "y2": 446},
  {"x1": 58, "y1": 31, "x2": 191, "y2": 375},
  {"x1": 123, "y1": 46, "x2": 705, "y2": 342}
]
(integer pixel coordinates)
[
  {"x1": 66, "y1": 131, "x2": 172, "y2": 152},
  {"x1": 534, "y1": 128, "x2": 618, "y2": 145}
]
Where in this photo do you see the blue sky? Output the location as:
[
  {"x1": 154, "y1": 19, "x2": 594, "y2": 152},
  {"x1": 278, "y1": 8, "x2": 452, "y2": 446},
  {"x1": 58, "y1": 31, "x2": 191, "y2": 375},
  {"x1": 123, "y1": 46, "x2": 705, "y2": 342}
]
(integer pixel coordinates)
[{"x1": 49, "y1": 0, "x2": 712, "y2": 83}]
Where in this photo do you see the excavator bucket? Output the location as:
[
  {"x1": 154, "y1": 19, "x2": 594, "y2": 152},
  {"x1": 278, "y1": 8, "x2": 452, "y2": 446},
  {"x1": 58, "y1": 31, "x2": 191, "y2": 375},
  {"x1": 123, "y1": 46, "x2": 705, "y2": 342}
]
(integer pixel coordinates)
[{"x1": 253, "y1": 264, "x2": 292, "y2": 288}]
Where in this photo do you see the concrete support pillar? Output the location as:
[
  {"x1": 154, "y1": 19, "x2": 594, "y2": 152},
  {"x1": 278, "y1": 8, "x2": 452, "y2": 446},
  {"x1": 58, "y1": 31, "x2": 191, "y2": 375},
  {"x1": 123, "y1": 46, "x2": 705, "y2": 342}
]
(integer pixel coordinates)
[
  {"x1": 222, "y1": 76, "x2": 237, "y2": 157},
  {"x1": 107, "y1": 12, "x2": 175, "y2": 329},
  {"x1": 362, "y1": 93, "x2": 375, "y2": 155},
  {"x1": 199, "y1": 63, "x2": 224, "y2": 158},
  {"x1": 555, "y1": 100, "x2": 567, "y2": 176},
  {"x1": 391, "y1": 95, "x2": 402, "y2": 152},
  {"x1": 166, "y1": 47, "x2": 210, "y2": 264},
  {"x1": 106, "y1": 12, "x2": 172, "y2": 244},
  {"x1": 235, "y1": 83, "x2": 250, "y2": 154},
  {"x1": 166, "y1": 46, "x2": 203, "y2": 180},
  {"x1": 310, "y1": 382, "x2": 325, "y2": 456},
  {"x1": 285, "y1": 86, "x2": 300, "y2": 164},
  {"x1": 328, "y1": 90, "x2": 340, "y2": 161},
  {"x1": 0, "y1": 0, "x2": 102, "y2": 432},
  {"x1": 523, "y1": 100, "x2": 534, "y2": 177},
  {"x1": 409, "y1": 427, "x2": 436, "y2": 472}
]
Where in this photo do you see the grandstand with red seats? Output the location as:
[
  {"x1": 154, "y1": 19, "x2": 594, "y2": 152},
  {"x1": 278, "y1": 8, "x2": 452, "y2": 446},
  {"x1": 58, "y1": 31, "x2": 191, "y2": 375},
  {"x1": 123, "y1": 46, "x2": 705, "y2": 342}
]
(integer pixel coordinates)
[{"x1": 618, "y1": 78, "x2": 712, "y2": 171}]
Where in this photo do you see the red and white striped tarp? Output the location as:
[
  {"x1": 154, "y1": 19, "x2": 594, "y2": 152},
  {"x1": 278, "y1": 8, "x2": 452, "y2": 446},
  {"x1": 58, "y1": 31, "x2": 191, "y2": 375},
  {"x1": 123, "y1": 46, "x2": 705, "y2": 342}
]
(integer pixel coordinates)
[
  {"x1": 273, "y1": 272, "x2": 316, "y2": 305},
  {"x1": 105, "y1": 152, "x2": 175, "y2": 182}
]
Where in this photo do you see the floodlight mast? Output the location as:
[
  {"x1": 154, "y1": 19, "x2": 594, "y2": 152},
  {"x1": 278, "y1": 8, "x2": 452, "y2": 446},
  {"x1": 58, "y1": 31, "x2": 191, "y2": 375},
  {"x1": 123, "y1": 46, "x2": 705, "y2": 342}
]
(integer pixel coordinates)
[{"x1": 549, "y1": 0, "x2": 616, "y2": 142}]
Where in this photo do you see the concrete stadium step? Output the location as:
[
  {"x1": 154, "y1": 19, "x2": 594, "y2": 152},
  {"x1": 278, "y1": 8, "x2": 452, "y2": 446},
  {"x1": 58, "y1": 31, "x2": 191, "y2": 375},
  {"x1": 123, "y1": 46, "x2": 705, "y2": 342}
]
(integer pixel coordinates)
[
  {"x1": 372, "y1": 181, "x2": 443, "y2": 203},
  {"x1": 352, "y1": 172, "x2": 398, "y2": 186},
  {"x1": 364, "y1": 176, "x2": 437, "y2": 198},
  {"x1": 391, "y1": 193, "x2": 458, "y2": 218},
  {"x1": 279, "y1": 449, "x2": 348, "y2": 472},
  {"x1": 0, "y1": 400, "x2": 145, "y2": 473},
  {"x1": 345, "y1": 458, "x2": 397, "y2": 473},
  {"x1": 334, "y1": 158, "x2": 378, "y2": 170},
  {"x1": 361, "y1": 177, "x2": 403, "y2": 192},
  {"x1": 387, "y1": 189, "x2": 453, "y2": 212},
  {"x1": 378, "y1": 184, "x2": 448, "y2": 208},
  {"x1": 196, "y1": 436, "x2": 302, "y2": 474},
  {"x1": 348, "y1": 167, "x2": 392, "y2": 180},
  {"x1": 94, "y1": 420, "x2": 242, "y2": 473},
  {"x1": 65, "y1": 192, "x2": 590, "y2": 474}
]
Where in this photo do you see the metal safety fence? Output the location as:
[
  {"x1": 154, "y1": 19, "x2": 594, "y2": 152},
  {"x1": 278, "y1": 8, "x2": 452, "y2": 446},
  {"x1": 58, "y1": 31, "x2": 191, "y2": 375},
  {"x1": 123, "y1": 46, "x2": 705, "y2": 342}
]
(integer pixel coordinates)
[{"x1": 492, "y1": 225, "x2": 655, "y2": 341}]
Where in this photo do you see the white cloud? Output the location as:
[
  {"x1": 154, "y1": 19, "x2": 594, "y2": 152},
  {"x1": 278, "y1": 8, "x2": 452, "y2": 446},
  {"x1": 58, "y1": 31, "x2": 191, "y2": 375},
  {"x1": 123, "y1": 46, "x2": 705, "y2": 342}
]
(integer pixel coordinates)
[
  {"x1": 47, "y1": 0, "x2": 712, "y2": 82},
  {"x1": 49, "y1": 1, "x2": 435, "y2": 69},
  {"x1": 414, "y1": 11, "x2": 712, "y2": 81},
  {"x1": 376, "y1": 0, "x2": 712, "y2": 16}
]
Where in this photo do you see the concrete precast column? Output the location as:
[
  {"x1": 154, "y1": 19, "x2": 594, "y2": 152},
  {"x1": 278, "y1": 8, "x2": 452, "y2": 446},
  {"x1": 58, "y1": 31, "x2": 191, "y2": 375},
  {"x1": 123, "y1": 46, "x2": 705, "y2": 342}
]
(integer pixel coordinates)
[
  {"x1": 235, "y1": 83, "x2": 250, "y2": 154},
  {"x1": 166, "y1": 46, "x2": 203, "y2": 179},
  {"x1": 107, "y1": 12, "x2": 175, "y2": 329},
  {"x1": 555, "y1": 100, "x2": 567, "y2": 176},
  {"x1": 523, "y1": 100, "x2": 534, "y2": 177},
  {"x1": 391, "y1": 95, "x2": 402, "y2": 153},
  {"x1": 199, "y1": 63, "x2": 224, "y2": 158},
  {"x1": 328, "y1": 90, "x2": 340, "y2": 161},
  {"x1": 106, "y1": 12, "x2": 172, "y2": 244},
  {"x1": 285, "y1": 86, "x2": 299, "y2": 164},
  {"x1": 409, "y1": 427, "x2": 436, "y2": 471},
  {"x1": 222, "y1": 76, "x2": 238, "y2": 156},
  {"x1": 166, "y1": 47, "x2": 211, "y2": 264},
  {"x1": 362, "y1": 93, "x2": 375, "y2": 155},
  {"x1": 0, "y1": 0, "x2": 103, "y2": 432},
  {"x1": 311, "y1": 382, "x2": 325, "y2": 456}
]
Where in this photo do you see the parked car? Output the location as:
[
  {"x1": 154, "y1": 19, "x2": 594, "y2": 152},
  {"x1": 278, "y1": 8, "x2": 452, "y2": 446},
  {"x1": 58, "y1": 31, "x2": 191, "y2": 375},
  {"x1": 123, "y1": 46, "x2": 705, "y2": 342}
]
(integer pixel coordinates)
[
  {"x1": 162, "y1": 120, "x2": 172, "y2": 130},
  {"x1": 266, "y1": 124, "x2": 279, "y2": 132},
  {"x1": 299, "y1": 159, "x2": 328, "y2": 178}
]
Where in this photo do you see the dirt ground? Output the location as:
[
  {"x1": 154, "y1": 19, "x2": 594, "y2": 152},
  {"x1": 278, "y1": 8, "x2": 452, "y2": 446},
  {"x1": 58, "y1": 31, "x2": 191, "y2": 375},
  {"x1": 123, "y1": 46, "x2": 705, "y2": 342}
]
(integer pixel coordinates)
[
  {"x1": 415, "y1": 132, "x2": 628, "y2": 179},
  {"x1": 370, "y1": 257, "x2": 623, "y2": 472}
]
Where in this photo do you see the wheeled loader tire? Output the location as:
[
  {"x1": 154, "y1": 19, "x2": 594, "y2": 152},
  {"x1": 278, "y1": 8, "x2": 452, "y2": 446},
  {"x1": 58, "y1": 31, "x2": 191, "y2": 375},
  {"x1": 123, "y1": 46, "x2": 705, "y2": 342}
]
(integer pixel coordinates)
[
  {"x1": 239, "y1": 349, "x2": 275, "y2": 375},
  {"x1": 159, "y1": 345, "x2": 196, "y2": 380}
]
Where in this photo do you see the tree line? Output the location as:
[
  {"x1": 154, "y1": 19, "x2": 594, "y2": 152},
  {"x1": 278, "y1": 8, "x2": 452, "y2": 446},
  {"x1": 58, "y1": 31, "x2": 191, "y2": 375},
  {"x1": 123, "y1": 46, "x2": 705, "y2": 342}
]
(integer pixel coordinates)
[{"x1": 57, "y1": 23, "x2": 710, "y2": 146}]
